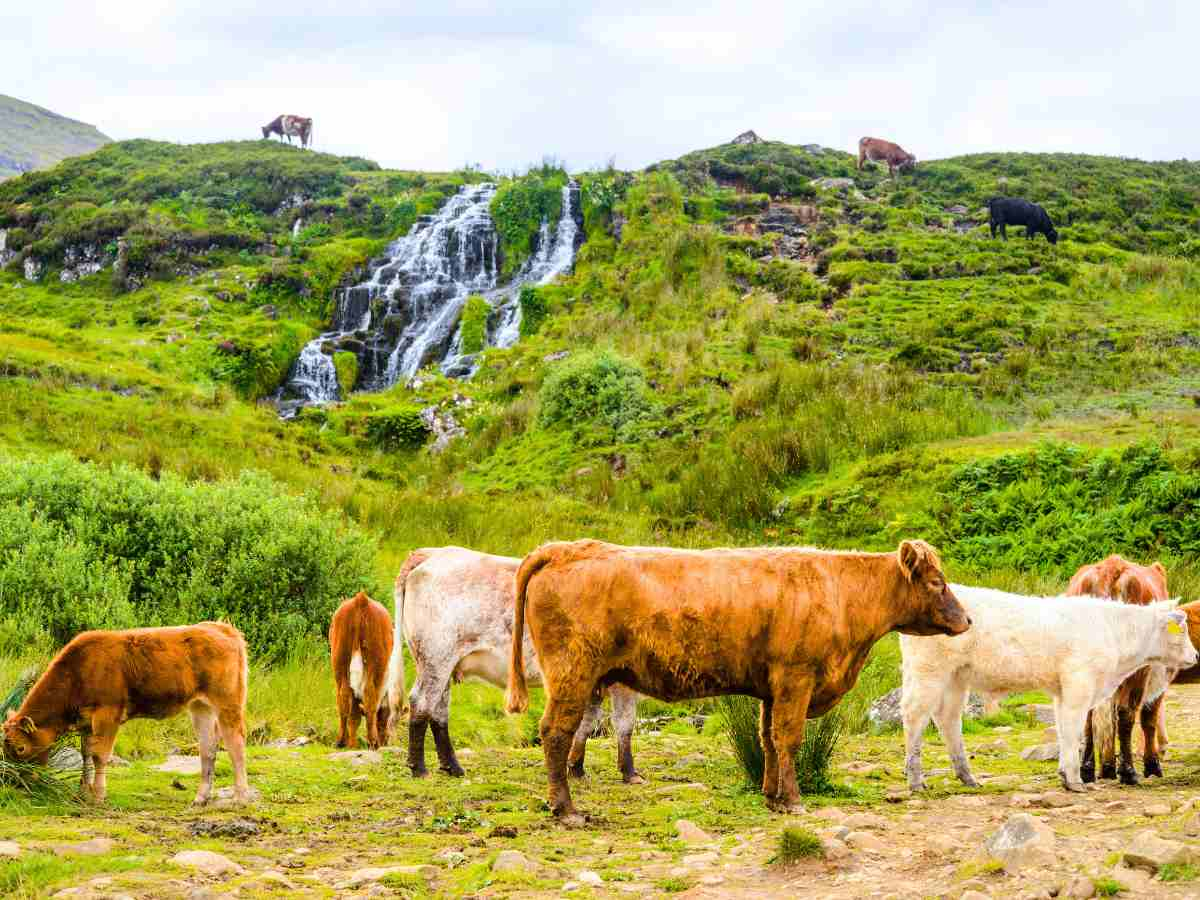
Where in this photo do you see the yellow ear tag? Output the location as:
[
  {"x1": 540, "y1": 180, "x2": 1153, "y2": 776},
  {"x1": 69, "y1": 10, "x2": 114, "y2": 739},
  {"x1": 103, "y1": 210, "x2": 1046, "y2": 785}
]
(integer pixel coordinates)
[{"x1": 1168, "y1": 621, "x2": 1184, "y2": 635}]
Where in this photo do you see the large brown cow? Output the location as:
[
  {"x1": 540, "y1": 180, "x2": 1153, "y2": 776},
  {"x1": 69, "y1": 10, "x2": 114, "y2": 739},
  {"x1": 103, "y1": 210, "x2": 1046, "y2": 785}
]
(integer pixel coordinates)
[
  {"x1": 262, "y1": 114, "x2": 313, "y2": 149},
  {"x1": 388, "y1": 547, "x2": 642, "y2": 782},
  {"x1": 330, "y1": 592, "x2": 393, "y2": 750},
  {"x1": 1068, "y1": 555, "x2": 1171, "y2": 784},
  {"x1": 506, "y1": 539, "x2": 968, "y2": 823},
  {"x1": 2, "y1": 622, "x2": 249, "y2": 806},
  {"x1": 857, "y1": 137, "x2": 916, "y2": 177}
]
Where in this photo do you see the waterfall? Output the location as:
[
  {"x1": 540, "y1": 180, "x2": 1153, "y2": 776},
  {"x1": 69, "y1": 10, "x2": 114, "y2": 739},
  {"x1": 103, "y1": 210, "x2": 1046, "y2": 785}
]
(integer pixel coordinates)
[{"x1": 277, "y1": 179, "x2": 583, "y2": 416}]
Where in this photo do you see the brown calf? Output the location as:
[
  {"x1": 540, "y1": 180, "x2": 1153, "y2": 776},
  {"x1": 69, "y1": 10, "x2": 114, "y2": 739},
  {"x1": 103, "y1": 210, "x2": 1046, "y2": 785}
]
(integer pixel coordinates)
[
  {"x1": 1068, "y1": 555, "x2": 1170, "y2": 784},
  {"x1": 2, "y1": 622, "x2": 249, "y2": 805},
  {"x1": 330, "y1": 591, "x2": 393, "y2": 750},
  {"x1": 506, "y1": 539, "x2": 968, "y2": 823},
  {"x1": 857, "y1": 136, "x2": 916, "y2": 177}
]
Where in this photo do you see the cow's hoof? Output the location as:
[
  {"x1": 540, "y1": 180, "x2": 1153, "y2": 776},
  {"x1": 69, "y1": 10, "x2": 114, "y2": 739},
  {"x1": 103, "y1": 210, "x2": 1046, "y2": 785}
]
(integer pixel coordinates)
[
  {"x1": 568, "y1": 762, "x2": 586, "y2": 779},
  {"x1": 410, "y1": 767, "x2": 430, "y2": 779},
  {"x1": 441, "y1": 764, "x2": 465, "y2": 777},
  {"x1": 908, "y1": 781, "x2": 927, "y2": 792},
  {"x1": 1080, "y1": 765, "x2": 1096, "y2": 784},
  {"x1": 959, "y1": 774, "x2": 981, "y2": 788},
  {"x1": 190, "y1": 797, "x2": 211, "y2": 808},
  {"x1": 1100, "y1": 764, "x2": 1118, "y2": 780},
  {"x1": 1118, "y1": 767, "x2": 1139, "y2": 786},
  {"x1": 623, "y1": 772, "x2": 646, "y2": 786},
  {"x1": 1061, "y1": 780, "x2": 1086, "y2": 793},
  {"x1": 1144, "y1": 759, "x2": 1164, "y2": 778}
]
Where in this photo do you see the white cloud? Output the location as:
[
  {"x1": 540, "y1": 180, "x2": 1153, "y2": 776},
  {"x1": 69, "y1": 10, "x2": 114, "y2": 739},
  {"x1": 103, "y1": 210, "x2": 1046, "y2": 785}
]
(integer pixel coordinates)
[{"x1": 3, "y1": 0, "x2": 1195, "y2": 172}]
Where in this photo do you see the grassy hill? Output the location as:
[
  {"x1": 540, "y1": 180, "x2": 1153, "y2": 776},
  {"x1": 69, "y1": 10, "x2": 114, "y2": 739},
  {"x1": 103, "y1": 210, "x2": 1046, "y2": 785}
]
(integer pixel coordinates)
[
  {"x1": 2, "y1": 135, "x2": 1200, "y2": 601},
  {"x1": 0, "y1": 94, "x2": 111, "y2": 181}
]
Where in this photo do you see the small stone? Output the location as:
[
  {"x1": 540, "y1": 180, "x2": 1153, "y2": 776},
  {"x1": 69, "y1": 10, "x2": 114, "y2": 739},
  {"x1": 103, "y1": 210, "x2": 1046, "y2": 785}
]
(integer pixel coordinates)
[
  {"x1": 0, "y1": 841, "x2": 19, "y2": 857},
  {"x1": 1064, "y1": 875, "x2": 1095, "y2": 899},
  {"x1": 681, "y1": 852, "x2": 718, "y2": 866},
  {"x1": 54, "y1": 838, "x2": 116, "y2": 857},
  {"x1": 699, "y1": 874, "x2": 725, "y2": 886},
  {"x1": 492, "y1": 849, "x2": 532, "y2": 872},
  {"x1": 674, "y1": 819, "x2": 712, "y2": 845},
  {"x1": 1124, "y1": 829, "x2": 1199, "y2": 872},
  {"x1": 1144, "y1": 802, "x2": 1173, "y2": 817},
  {"x1": 335, "y1": 865, "x2": 437, "y2": 889},
  {"x1": 844, "y1": 831, "x2": 885, "y2": 851},
  {"x1": 1020, "y1": 743, "x2": 1059, "y2": 762},
  {"x1": 822, "y1": 837, "x2": 849, "y2": 860},
  {"x1": 982, "y1": 813, "x2": 1057, "y2": 871},
  {"x1": 983, "y1": 738, "x2": 1010, "y2": 753},
  {"x1": 577, "y1": 871, "x2": 602, "y2": 886},
  {"x1": 1011, "y1": 793, "x2": 1042, "y2": 808},
  {"x1": 436, "y1": 848, "x2": 467, "y2": 868},
  {"x1": 842, "y1": 812, "x2": 888, "y2": 830},
  {"x1": 885, "y1": 790, "x2": 911, "y2": 803},
  {"x1": 170, "y1": 850, "x2": 244, "y2": 876},
  {"x1": 156, "y1": 754, "x2": 202, "y2": 774},
  {"x1": 1028, "y1": 704, "x2": 1055, "y2": 725},
  {"x1": 562, "y1": 881, "x2": 580, "y2": 892}
]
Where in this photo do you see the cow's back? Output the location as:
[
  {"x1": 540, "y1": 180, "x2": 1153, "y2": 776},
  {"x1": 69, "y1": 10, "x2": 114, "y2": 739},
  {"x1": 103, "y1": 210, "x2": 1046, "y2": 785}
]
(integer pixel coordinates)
[{"x1": 402, "y1": 546, "x2": 539, "y2": 685}]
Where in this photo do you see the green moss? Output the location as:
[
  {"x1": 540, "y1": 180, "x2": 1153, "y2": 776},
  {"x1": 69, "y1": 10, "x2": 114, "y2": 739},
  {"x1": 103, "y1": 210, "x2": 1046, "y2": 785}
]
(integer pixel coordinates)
[
  {"x1": 459, "y1": 294, "x2": 490, "y2": 355},
  {"x1": 490, "y1": 167, "x2": 568, "y2": 279},
  {"x1": 333, "y1": 351, "x2": 358, "y2": 395},
  {"x1": 518, "y1": 285, "x2": 548, "y2": 338}
]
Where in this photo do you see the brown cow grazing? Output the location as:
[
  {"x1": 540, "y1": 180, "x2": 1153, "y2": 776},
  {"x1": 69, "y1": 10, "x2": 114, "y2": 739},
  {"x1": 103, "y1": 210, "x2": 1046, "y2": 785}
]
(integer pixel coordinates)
[
  {"x1": 330, "y1": 591, "x2": 394, "y2": 750},
  {"x1": 262, "y1": 114, "x2": 313, "y2": 149},
  {"x1": 2, "y1": 622, "x2": 249, "y2": 806},
  {"x1": 1068, "y1": 555, "x2": 1171, "y2": 784},
  {"x1": 506, "y1": 539, "x2": 968, "y2": 824},
  {"x1": 857, "y1": 136, "x2": 916, "y2": 177}
]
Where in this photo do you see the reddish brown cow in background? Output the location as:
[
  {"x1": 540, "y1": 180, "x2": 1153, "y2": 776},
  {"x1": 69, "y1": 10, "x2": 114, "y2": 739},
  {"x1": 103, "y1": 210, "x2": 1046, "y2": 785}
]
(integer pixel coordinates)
[
  {"x1": 1068, "y1": 555, "x2": 1171, "y2": 783},
  {"x1": 507, "y1": 539, "x2": 968, "y2": 823},
  {"x1": 330, "y1": 591, "x2": 393, "y2": 750},
  {"x1": 2, "y1": 623, "x2": 249, "y2": 805},
  {"x1": 857, "y1": 136, "x2": 916, "y2": 177}
]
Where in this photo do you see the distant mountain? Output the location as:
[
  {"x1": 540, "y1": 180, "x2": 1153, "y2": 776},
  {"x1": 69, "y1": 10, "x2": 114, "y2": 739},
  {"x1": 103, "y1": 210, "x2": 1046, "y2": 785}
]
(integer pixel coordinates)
[{"x1": 0, "y1": 94, "x2": 110, "y2": 181}]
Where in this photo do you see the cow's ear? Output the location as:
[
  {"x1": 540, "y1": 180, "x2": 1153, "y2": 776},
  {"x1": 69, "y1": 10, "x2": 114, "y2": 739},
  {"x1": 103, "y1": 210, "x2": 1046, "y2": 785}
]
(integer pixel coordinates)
[
  {"x1": 18, "y1": 716, "x2": 36, "y2": 734},
  {"x1": 1152, "y1": 562, "x2": 1167, "y2": 577},
  {"x1": 898, "y1": 540, "x2": 929, "y2": 581}
]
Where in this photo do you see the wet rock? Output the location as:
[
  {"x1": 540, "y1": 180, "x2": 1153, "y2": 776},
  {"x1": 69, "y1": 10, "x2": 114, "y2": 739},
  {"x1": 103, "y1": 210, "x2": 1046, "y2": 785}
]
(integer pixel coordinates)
[
  {"x1": 675, "y1": 819, "x2": 712, "y2": 845},
  {"x1": 1064, "y1": 875, "x2": 1095, "y2": 898},
  {"x1": 1123, "y1": 829, "x2": 1199, "y2": 872},
  {"x1": 492, "y1": 849, "x2": 532, "y2": 872},
  {"x1": 156, "y1": 754, "x2": 202, "y2": 774},
  {"x1": 982, "y1": 813, "x2": 1056, "y2": 871},
  {"x1": 53, "y1": 838, "x2": 115, "y2": 857},
  {"x1": 1020, "y1": 743, "x2": 1058, "y2": 762},
  {"x1": 170, "y1": 850, "x2": 244, "y2": 876},
  {"x1": 327, "y1": 749, "x2": 381, "y2": 766}
]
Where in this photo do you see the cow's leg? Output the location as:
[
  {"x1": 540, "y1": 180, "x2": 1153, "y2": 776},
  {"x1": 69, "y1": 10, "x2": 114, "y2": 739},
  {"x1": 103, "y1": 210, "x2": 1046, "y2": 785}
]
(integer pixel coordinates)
[
  {"x1": 216, "y1": 706, "x2": 250, "y2": 804},
  {"x1": 84, "y1": 710, "x2": 120, "y2": 804},
  {"x1": 932, "y1": 682, "x2": 979, "y2": 788},
  {"x1": 540, "y1": 679, "x2": 592, "y2": 825},
  {"x1": 1141, "y1": 694, "x2": 1165, "y2": 778},
  {"x1": 1094, "y1": 698, "x2": 1118, "y2": 780},
  {"x1": 406, "y1": 664, "x2": 452, "y2": 777},
  {"x1": 567, "y1": 699, "x2": 603, "y2": 779},
  {"x1": 426, "y1": 681, "x2": 463, "y2": 777},
  {"x1": 759, "y1": 696, "x2": 778, "y2": 800},
  {"x1": 1081, "y1": 711, "x2": 1097, "y2": 783},
  {"x1": 1156, "y1": 695, "x2": 1170, "y2": 754},
  {"x1": 1055, "y1": 682, "x2": 1091, "y2": 792},
  {"x1": 335, "y1": 678, "x2": 354, "y2": 748},
  {"x1": 990, "y1": 221, "x2": 997, "y2": 239},
  {"x1": 610, "y1": 685, "x2": 643, "y2": 784},
  {"x1": 901, "y1": 674, "x2": 942, "y2": 791},
  {"x1": 190, "y1": 702, "x2": 219, "y2": 806},
  {"x1": 1116, "y1": 701, "x2": 1140, "y2": 786},
  {"x1": 360, "y1": 676, "x2": 386, "y2": 750},
  {"x1": 1000, "y1": 223, "x2": 1008, "y2": 241},
  {"x1": 346, "y1": 696, "x2": 363, "y2": 750},
  {"x1": 766, "y1": 674, "x2": 814, "y2": 812}
]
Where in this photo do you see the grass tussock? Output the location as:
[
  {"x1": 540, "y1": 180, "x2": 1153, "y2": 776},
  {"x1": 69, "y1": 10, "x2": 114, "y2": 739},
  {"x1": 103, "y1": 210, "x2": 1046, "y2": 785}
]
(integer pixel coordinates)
[{"x1": 776, "y1": 827, "x2": 824, "y2": 863}]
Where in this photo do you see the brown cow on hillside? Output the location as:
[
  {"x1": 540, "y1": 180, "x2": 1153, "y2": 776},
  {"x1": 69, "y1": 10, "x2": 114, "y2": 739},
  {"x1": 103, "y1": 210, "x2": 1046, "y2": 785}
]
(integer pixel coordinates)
[
  {"x1": 262, "y1": 114, "x2": 313, "y2": 149},
  {"x1": 330, "y1": 592, "x2": 393, "y2": 750},
  {"x1": 1068, "y1": 555, "x2": 1171, "y2": 784},
  {"x1": 2, "y1": 622, "x2": 249, "y2": 806},
  {"x1": 857, "y1": 136, "x2": 916, "y2": 177},
  {"x1": 506, "y1": 539, "x2": 968, "y2": 823}
]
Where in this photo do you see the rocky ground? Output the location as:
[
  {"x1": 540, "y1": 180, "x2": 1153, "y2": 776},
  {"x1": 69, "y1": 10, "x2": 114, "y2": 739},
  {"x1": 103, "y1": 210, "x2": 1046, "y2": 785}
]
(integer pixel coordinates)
[{"x1": 7, "y1": 686, "x2": 1200, "y2": 898}]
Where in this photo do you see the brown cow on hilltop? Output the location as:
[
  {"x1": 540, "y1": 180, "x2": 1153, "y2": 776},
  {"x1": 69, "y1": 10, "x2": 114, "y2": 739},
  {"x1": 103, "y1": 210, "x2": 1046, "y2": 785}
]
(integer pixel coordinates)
[
  {"x1": 2, "y1": 622, "x2": 249, "y2": 806},
  {"x1": 262, "y1": 114, "x2": 313, "y2": 149},
  {"x1": 1068, "y1": 555, "x2": 1172, "y2": 784},
  {"x1": 330, "y1": 592, "x2": 393, "y2": 750},
  {"x1": 506, "y1": 539, "x2": 968, "y2": 823},
  {"x1": 857, "y1": 136, "x2": 916, "y2": 177}
]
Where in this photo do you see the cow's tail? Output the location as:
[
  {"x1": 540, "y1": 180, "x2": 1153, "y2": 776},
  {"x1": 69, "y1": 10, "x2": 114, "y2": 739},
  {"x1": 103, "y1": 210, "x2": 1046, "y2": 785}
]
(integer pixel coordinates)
[
  {"x1": 386, "y1": 550, "x2": 431, "y2": 720},
  {"x1": 505, "y1": 545, "x2": 557, "y2": 714}
]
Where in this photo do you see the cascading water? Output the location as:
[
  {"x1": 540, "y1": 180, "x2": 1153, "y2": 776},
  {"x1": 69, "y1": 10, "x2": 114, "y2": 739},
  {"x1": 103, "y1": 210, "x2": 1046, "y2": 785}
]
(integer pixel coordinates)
[{"x1": 277, "y1": 179, "x2": 583, "y2": 416}]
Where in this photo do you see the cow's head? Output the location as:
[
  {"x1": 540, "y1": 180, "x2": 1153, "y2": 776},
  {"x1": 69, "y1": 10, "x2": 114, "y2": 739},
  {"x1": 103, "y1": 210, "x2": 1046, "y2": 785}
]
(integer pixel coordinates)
[
  {"x1": 1156, "y1": 607, "x2": 1198, "y2": 670},
  {"x1": 261, "y1": 125, "x2": 271, "y2": 139},
  {"x1": 1046, "y1": 225, "x2": 1059, "y2": 245},
  {"x1": 2, "y1": 712, "x2": 53, "y2": 763},
  {"x1": 900, "y1": 154, "x2": 917, "y2": 172},
  {"x1": 895, "y1": 539, "x2": 970, "y2": 636}
]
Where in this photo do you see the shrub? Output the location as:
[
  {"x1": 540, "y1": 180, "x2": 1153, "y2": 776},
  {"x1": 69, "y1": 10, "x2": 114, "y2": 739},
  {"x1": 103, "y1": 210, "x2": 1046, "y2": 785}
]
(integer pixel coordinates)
[
  {"x1": 716, "y1": 695, "x2": 844, "y2": 794},
  {"x1": 491, "y1": 169, "x2": 568, "y2": 279},
  {"x1": 537, "y1": 350, "x2": 658, "y2": 441},
  {"x1": 518, "y1": 285, "x2": 549, "y2": 338},
  {"x1": 332, "y1": 351, "x2": 358, "y2": 395},
  {"x1": 0, "y1": 454, "x2": 377, "y2": 661},
  {"x1": 459, "y1": 294, "x2": 490, "y2": 355},
  {"x1": 364, "y1": 406, "x2": 429, "y2": 450},
  {"x1": 777, "y1": 828, "x2": 824, "y2": 862}
]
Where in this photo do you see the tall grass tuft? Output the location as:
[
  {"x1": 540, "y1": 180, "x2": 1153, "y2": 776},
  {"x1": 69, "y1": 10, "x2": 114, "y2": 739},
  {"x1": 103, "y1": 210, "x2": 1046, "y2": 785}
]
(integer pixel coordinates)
[
  {"x1": 776, "y1": 827, "x2": 824, "y2": 863},
  {"x1": 716, "y1": 695, "x2": 845, "y2": 794}
]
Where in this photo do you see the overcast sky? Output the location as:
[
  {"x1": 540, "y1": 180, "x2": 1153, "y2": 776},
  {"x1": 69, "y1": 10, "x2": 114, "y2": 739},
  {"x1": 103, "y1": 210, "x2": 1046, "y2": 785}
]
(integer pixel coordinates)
[{"x1": 3, "y1": 1, "x2": 1193, "y2": 173}]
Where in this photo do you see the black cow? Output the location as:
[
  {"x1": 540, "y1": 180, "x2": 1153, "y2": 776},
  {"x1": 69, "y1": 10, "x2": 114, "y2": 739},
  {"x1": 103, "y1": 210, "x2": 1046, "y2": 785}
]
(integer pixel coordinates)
[{"x1": 987, "y1": 197, "x2": 1058, "y2": 244}]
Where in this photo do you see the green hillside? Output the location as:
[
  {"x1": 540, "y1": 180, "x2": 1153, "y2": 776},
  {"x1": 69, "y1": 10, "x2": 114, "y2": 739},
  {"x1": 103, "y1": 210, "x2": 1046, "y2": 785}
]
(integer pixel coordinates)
[
  {"x1": 1, "y1": 136, "x2": 1200, "y2": 609},
  {"x1": 0, "y1": 94, "x2": 111, "y2": 181}
]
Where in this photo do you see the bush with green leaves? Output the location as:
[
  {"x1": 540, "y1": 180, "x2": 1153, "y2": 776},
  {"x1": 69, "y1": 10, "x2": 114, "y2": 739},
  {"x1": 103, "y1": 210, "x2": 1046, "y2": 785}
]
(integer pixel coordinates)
[
  {"x1": 537, "y1": 350, "x2": 658, "y2": 442},
  {"x1": 490, "y1": 167, "x2": 568, "y2": 279},
  {"x1": 459, "y1": 295, "x2": 490, "y2": 355},
  {"x1": 364, "y1": 406, "x2": 430, "y2": 450},
  {"x1": 332, "y1": 350, "x2": 358, "y2": 395},
  {"x1": 0, "y1": 454, "x2": 377, "y2": 661},
  {"x1": 518, "y1": 285, "x2": 548, "y2": 338}
]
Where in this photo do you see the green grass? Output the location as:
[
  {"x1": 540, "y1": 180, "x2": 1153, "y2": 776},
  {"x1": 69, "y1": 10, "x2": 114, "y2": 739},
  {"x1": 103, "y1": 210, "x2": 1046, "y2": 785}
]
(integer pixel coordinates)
[
  {"x1": 776, "y1": 827, "x2": 824, "y2": 862},
  {"x1": 1159, "y1": 863, "x2": 1200, "y2": 882},
  {"x1": 1094, "y1": 875, "x2": 1127, "y2": 895},
  {"x1": 0, "y1": 94, "x2": 109, "y2": 182}
]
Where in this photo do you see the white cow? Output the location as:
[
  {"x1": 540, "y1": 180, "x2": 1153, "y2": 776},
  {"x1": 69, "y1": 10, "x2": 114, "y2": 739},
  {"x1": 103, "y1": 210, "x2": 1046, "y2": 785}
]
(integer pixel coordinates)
[
  {"x1": 900, "y1": 585, "x2": 1196, "y2": 793},
  {"x1": 385, "y1": 546, "x2": 643, "y2": 782}
]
